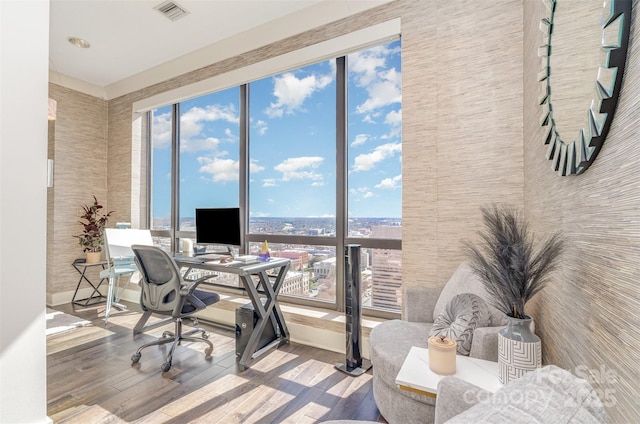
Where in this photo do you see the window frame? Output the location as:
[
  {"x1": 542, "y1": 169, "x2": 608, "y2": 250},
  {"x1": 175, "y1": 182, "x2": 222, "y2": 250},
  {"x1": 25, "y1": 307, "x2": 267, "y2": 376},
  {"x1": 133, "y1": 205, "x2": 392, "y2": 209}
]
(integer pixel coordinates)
[{"x1": 146, "y1": 43, "x2": 402, "y2": 319}]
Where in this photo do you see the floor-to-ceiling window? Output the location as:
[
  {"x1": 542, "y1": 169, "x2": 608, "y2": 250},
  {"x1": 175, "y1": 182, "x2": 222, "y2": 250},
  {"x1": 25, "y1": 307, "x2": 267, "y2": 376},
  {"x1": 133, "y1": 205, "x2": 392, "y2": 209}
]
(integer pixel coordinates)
[{"x1": 147, "y1": 38, "x2": 402, "y2": 315}]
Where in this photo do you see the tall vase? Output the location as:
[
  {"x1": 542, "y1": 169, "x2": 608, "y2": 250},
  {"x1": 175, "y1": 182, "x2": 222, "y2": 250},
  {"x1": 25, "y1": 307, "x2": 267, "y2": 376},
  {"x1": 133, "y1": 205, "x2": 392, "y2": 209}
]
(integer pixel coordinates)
[{"x1": 498, "y1": 315, "x2": 541, "y2": 384}]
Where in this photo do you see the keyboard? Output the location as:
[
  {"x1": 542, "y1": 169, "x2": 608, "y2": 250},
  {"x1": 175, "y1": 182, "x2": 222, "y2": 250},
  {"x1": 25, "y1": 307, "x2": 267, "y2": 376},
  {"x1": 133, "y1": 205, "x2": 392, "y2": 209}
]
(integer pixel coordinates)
[
  {"x1": 196, "y1": 253, "x2": 222, "y2": 260},
  {"x1": 175, "y1": 256, "x2": 205, "y2": 264}
]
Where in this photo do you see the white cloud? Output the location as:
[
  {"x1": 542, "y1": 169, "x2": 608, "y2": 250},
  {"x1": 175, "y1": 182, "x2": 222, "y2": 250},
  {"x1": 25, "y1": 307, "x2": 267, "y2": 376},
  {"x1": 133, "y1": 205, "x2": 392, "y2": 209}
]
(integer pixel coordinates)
[
  {"x1": 352, "y1": 143, "x2": 401, "y2": 172},
  {"x1": 349, "y1": 44, "x2": 402, "y2": 114},
  {"x1": 311, "y1": 181, "x2": 325, "y2": 187},
  {"x1": 385, "y1": 108, "x2": 402, "y2": 127},
  {"x1": 274, "y1": 156, "x2": 324, "y2": 181},
  {"x1": 381, "y1": 109, "x2": 402, "y2": 139},
  {"x1": 375, "y1": 174, "x2": 402, "y2": 189},
  {"x1": 255, "y1": 120, "x2": 268, "y2": 136},
  {"x1": 250, "y1": 159, "x2": 265, "y2": 174},
  {"x1": 265, "y1": 72, "x2": 333, "y2": 118},
  {"x1": 356, "y1": 68, "x2": 402, "y2": 114},
  {"x1": 179, "y1": 104, "x2": 239, "y2": 152},
  {"x1": 351, "y1": 134, "x2": 369, "y2": 147},
  {"x1": 349, "y1": 45, "x2": 391, "y2": 87},
  {"x1": 362, "y1": 115, "x2": 376, "y2": 124},
  {"x1": 181, "y1": 104, "x2": 238, "y2": 127},
  {"x1": 350, "y1": 186, "x2": 375, "y2": 200},
  {"x1": 152, "y1": 111, "x2": 172, "y2": 148},
  {"x1": 197, "y1": 157, "x2": 239, "y2": 182},
  {"x1": 262, "y1": 178, "x2": 277, "y2": 187},
  {"x1": 182, "y1": 137, "x2": 222, "y2": 153}
]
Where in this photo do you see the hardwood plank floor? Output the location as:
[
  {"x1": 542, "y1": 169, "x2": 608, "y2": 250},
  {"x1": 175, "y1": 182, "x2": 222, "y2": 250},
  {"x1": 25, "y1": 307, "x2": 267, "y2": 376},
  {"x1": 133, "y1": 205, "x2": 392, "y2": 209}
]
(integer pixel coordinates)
[{"x1": 47, "y1": 302, "x2": 386, "y2": 424}]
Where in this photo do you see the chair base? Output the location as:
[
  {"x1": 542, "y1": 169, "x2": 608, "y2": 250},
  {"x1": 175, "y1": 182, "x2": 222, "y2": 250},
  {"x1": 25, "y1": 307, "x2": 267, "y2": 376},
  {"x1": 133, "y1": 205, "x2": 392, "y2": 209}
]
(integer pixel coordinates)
[{"x1": 131, "y1": 317, "x2": 213, "y2": 372}]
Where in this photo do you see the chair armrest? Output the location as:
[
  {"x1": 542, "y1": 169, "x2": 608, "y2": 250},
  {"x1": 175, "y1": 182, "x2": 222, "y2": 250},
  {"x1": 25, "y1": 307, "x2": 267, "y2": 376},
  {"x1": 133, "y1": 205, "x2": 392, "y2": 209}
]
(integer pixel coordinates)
[
  {"x1": 181, "y1": 275, "x2": 213, "y2": 294},
  {"x1": 403, "y1": 286, "x2": 442, "y2": 322},
  {"x1": 435, "y1": 377, "x2": 489, "y2": 424},
  {"x1": 178, "y1": 277, "x2": 211, "y2": 315},
  {"x1": 469, "y1": 326, "x2": 504, "y2": 362}
]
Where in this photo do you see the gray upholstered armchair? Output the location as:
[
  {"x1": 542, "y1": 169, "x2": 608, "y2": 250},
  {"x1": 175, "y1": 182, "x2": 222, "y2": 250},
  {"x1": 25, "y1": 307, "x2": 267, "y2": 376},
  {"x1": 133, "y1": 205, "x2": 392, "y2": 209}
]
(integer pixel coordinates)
[
  {"x1": 368, "y1": 262, "x2": 507, "y2": 423},
  {"x1": 322, "y1": 366, "x2": 605, "y2": 424}
]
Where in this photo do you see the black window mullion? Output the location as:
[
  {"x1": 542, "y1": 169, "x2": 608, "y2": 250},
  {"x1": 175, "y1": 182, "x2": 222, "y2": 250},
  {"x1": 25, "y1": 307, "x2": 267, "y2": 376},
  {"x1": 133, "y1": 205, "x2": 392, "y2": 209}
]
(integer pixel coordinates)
[
  {"x1": 336, "y1": 56, "x2": 347, "y2": 313},
  {"x1": 146, "y1": 111, "x2": 152, "y2": 229},
  {"x1": 239, "y1": 84, "x2": 249, "y2": 255},
  {"x1": 170, "y1": 103, "x2": 180, "y2": 255}
]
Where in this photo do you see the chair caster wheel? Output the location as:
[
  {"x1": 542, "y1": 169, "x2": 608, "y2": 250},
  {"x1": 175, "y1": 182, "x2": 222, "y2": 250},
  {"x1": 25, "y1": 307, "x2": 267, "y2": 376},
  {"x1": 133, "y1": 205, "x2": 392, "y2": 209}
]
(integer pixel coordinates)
[
  {"x1": 202, "y1": 332, "x2": 209, "y2": 340},
  {"x1": 131, "y1": 353, "x2": 141, "y2": 363},
  {"x1": 161, "y1": 362, "x2": 172, "y2": 372}
]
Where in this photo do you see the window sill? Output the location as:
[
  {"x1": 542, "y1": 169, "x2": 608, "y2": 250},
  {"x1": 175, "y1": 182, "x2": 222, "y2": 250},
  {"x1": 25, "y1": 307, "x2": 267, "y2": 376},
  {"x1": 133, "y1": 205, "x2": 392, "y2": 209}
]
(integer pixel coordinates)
[{"x1": 196, "y1": 294, "x2": 387, "y2": 355}]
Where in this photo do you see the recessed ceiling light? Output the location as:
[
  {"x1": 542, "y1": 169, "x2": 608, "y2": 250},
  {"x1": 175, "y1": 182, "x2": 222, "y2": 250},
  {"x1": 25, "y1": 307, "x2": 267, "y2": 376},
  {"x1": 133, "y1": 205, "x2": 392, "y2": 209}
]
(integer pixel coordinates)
[{"x1": 67, "y1": 37, "x2": 90, "y2": 48}]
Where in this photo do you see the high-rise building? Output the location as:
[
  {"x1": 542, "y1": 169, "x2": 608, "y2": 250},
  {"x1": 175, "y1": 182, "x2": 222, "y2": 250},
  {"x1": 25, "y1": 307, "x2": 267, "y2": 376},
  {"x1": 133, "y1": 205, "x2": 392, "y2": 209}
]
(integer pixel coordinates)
[{"x1": 370, "y1": 225, "x2": 402, "y2": 310}]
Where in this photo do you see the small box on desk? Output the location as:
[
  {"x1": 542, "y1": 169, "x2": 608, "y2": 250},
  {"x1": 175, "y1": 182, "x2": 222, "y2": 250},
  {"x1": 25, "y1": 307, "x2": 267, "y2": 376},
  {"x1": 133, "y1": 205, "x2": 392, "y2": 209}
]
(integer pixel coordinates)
[{"x1": 235, "y1": 255, "x2": 259, "y2": 263}]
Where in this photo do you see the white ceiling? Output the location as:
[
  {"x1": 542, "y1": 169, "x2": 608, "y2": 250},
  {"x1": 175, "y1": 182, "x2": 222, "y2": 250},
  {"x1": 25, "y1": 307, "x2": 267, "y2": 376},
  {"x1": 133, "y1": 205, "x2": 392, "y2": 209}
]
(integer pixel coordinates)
[{"x1": 49, "y1": 0, "x2": 391, "y2": 99}]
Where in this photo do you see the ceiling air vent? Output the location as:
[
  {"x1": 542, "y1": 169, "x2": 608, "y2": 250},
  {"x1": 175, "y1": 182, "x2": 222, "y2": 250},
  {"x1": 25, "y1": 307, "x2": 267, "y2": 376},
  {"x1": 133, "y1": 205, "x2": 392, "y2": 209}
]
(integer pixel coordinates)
[{"x1": 154, "y1": 0, "x2": 190, "y2": 22}]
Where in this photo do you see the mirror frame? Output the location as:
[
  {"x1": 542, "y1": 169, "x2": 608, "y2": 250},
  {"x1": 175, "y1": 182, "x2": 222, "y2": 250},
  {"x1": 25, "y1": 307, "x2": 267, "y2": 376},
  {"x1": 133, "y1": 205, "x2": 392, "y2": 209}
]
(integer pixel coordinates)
[{"x1": 538, "y1": 0, "x2": 632, "y2": 176}]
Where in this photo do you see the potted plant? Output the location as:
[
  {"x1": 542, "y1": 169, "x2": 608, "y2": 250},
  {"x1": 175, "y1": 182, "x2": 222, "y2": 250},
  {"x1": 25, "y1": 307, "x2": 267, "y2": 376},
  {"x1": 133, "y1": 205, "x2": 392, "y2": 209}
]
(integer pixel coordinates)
[
  {"x1": 463, "y1": 204, "x2": 564, "y2": 383},
  {"x1": 75, "y1": 196, "x2": 113, "y2": 263}
]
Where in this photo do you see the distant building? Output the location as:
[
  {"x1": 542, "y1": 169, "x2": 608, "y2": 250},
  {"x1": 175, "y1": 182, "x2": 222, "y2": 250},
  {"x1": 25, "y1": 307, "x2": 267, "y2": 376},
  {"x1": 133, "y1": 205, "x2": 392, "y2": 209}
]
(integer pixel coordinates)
[
  {"x1": 280, "y1": 271, "x2": 310, "y2": 296},
  {"x1": 271, "y1": 250, "x2": 310, "y2": 270},
  {"x1": 314, "y1": 257, "x2": 336, "y2": 280},
  {"x1": 370, "y1": 225, "x2": 402, "y2": 310}
]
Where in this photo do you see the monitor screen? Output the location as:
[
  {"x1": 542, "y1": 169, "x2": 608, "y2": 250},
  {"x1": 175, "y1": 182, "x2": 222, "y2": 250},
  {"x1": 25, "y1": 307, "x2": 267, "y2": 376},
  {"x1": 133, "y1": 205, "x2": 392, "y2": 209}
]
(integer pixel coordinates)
[{"x1": 195, "y1": 208, "x2": 242, "y2": 246}]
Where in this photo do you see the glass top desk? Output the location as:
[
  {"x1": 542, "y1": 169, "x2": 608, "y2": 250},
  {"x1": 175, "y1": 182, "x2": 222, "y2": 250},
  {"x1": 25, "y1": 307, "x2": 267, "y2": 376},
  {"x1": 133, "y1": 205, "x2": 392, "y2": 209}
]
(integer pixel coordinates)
[{"x1": 133, "y1": 256, "x2": 291, "y2": 370}]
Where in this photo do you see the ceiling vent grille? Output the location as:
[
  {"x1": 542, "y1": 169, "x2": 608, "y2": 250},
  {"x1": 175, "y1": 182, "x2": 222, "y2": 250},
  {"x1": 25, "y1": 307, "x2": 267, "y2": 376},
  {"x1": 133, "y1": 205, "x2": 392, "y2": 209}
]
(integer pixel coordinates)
[{"x1": 154, "y1": 1, "x2": 190, "y2": 22}]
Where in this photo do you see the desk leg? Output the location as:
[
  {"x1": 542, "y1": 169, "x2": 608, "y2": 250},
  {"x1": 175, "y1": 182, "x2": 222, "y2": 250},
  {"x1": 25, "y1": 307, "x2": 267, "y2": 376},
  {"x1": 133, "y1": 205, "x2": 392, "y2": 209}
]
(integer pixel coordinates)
[
  {"x1": 265, "y1": 266, "x2": 290, "y2": 341},
  {"x1": 236, "y1": 264, "x2": 290, "y2": 370},
  {"x1": 104, "y1": 275, "x2": 116, "y2": 325}
]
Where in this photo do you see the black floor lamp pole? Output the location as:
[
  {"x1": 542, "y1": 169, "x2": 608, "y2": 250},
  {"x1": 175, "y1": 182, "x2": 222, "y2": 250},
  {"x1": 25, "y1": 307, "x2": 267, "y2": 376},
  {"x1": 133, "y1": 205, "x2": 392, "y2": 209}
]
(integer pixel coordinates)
[{"x1": 335, "y1": 244, "x2": 372, "y2": 376}]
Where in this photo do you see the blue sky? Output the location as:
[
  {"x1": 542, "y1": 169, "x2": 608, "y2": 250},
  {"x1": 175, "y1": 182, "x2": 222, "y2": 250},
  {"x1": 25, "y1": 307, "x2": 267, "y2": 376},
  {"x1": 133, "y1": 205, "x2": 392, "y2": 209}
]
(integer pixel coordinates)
[{"x1": 152, "y1": 39, "x2": 402, "y2": 222}]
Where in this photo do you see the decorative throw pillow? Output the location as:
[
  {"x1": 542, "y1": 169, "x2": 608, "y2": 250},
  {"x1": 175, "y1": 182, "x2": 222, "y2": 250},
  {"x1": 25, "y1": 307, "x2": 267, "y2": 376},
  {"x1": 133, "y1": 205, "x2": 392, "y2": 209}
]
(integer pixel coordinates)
[{"x1": 429, "y1": 293, "x2": 491, "y2": 356}]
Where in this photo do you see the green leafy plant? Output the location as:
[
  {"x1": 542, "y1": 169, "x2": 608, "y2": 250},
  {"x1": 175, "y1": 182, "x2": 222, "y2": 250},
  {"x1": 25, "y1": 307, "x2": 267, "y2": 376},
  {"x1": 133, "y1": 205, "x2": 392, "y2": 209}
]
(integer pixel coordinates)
[
  {"x1": 75, "y1": 196, "x2": 113, "y2": 253},
  {"x1": 463, "y1": 204, "x2": 565, "y2": 319}
]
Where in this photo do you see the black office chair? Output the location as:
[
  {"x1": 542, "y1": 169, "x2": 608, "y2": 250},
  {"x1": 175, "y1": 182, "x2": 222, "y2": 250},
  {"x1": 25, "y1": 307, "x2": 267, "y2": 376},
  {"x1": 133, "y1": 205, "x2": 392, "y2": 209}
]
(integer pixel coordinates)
[{"x1": 130, "y1": 244, "x2": 220, "y2": 372}]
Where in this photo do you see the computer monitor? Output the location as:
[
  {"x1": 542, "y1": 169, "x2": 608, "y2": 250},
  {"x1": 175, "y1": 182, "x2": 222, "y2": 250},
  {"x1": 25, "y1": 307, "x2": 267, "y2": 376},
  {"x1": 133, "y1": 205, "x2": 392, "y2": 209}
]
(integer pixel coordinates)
[{"x1": 195, "y1": 207, "x2": 242, "y2": 247}]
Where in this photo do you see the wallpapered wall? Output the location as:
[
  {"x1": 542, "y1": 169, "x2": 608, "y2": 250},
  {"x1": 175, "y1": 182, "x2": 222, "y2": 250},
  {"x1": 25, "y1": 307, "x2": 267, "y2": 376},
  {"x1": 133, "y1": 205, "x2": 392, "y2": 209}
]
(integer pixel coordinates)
[
  {"x1": 47, "y1": 84, "x2": 107, "y2": 300},
  {"x1": 105, "y1": 0, "x2": 524, "y2": 286},
  {"x1": 524, "y1": 0, "x2": 640, "y2": 421},
  {"x1": 47, "y1": 0, "x2": 640, "y2": 420},
  {"x1": 48, "y1": 0, "x2": 524, "y2": 332}
]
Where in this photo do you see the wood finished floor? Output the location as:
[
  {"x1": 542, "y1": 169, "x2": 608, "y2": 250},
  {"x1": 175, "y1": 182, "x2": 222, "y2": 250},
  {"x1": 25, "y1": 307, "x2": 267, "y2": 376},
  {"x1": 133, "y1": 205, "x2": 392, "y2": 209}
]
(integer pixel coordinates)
[{"x1": 47, "y1": 301, "x2": 385, "y2": 424}]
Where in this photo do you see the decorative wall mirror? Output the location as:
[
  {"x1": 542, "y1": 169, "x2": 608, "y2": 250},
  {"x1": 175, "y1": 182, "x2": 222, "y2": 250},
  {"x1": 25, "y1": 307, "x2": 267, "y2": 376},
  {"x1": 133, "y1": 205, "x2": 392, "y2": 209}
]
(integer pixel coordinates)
[{"x1": 538, "y1": 0, "x2": 631, "y2": 176}]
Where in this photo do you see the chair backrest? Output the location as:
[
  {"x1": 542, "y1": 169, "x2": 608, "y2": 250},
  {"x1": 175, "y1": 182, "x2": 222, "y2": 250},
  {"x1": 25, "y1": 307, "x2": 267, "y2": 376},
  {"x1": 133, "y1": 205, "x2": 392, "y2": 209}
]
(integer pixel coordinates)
[{"x1": 131, "y1": 245, "x2": 184, "y2": 316}]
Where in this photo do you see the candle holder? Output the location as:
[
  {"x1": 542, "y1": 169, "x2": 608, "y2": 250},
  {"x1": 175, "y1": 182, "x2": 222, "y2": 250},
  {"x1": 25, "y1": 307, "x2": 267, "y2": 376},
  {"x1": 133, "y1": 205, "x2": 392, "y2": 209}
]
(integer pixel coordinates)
[{"x1": 428, "y1": 335, "x2": 457, "y2": 375}]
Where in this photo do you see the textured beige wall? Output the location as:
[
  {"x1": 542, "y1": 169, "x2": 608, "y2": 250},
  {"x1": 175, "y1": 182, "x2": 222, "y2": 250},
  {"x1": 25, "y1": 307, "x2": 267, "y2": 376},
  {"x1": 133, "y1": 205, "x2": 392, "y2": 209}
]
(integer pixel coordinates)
[
  {"x1": 47, "y1": 0, "x2": 640, "y2": 418},
  {"x1": 524, "y1": 0, "x2": 640, "y2": 421},
  {"x1": 47, "y1": 84, "x2": 108, "y2": 299},
  {"x1": 106, "y1": 0, "x2": 524, "y2": 291}
]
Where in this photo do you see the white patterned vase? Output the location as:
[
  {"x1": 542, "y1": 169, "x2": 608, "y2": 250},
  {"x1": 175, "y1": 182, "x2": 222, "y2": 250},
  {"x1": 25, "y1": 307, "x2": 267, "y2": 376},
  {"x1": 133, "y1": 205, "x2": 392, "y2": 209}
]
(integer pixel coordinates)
[{"x1": 498, "y1": 315, "x2": 541, "y2": 384}]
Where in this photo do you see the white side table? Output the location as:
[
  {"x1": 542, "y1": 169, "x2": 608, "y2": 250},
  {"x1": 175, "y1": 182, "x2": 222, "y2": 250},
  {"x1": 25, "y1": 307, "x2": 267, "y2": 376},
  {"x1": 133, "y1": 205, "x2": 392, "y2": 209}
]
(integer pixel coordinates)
[{"x1": 395, "y1": 346, "x2": 502, "y2": 398}]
